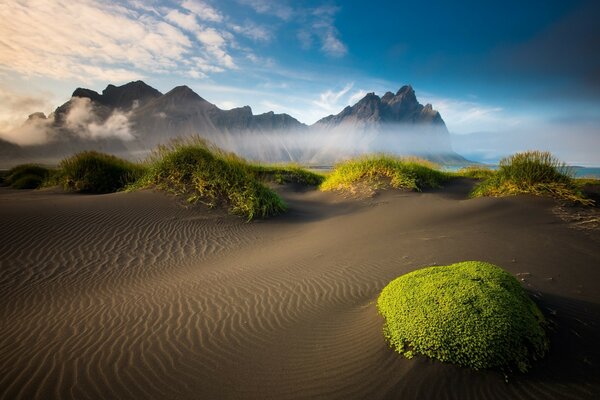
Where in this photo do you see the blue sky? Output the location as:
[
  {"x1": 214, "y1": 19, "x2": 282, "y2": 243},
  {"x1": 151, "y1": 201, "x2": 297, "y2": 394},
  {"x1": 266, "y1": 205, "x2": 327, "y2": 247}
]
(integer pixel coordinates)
[{"x1": 1, "y1": 0, "x2": 599, "y2": 163}]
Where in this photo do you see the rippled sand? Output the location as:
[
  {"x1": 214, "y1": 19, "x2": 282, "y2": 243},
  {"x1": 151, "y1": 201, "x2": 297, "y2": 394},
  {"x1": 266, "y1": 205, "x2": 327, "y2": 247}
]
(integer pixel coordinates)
[{"x1": 1, "y1": 181, "x2": 599, "y2": 399}]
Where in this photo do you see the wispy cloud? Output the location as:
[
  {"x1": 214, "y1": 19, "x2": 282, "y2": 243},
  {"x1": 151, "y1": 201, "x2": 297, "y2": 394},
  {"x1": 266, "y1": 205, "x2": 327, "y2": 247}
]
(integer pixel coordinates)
[
  {"x1": 297, "y1": 5, "x2": 347, "y2": 57},
  {"x1": 419, "y1": 94, "x2": 516, "y2": 133},
  {"x1": 313, "y1": 83, "x2": 354, "y2": 114},
  {"x1": 230, "y1": 22, "x2": 272, "y2": 42},
  {"x1": 238, "y1": 0, "x2": 294, "y2": 21},
  {"x1": 181, "y1": 0, "x2": 223, "y2": 22}
]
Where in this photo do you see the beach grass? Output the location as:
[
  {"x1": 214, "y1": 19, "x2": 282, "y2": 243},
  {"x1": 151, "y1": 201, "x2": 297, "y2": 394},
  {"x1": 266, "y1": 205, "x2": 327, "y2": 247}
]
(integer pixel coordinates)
[
  {"x1": 455, "y1": 165, "x2": 496, "y2": 179},
  {"x1": 377, "y1": 261, "x2": 549, "y2": 372},
  {"x1": 320, "y1": 155, "x2": 448, "y2": 195},
  {"x1": 53, "y1": 151, "x2": 145, "y2": 194},
  {"x1": 2, "y1": 164, "x2": 53, "y2": 189},
  {"x1": 249, "y1": 163, "x2": 325, "y2": 186},
  {"x1": 471, "y1": 151, "x2": 592, "y2": 205},
  {"x1": 132, "y1": 138, "x2": 286, "y2": 220}
]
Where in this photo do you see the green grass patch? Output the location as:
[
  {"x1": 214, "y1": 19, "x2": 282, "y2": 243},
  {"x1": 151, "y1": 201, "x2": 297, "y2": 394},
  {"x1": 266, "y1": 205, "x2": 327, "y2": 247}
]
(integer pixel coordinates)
[
  {"x1": 320, "y1": 155, "x2": 448, "y2": 196},
  {"x1": 471, "y1": 151, "x2": 593, "y2": 205},
  {"x1": 377, "y1": 261, "x2": 549, "y2": 372},
  {"x1": 54, "y1": 151, "x2": 145, "y2": 194},
  {"x1": 455, "y1": 165, "x2": 496, "y2": 179},
  {"x1": 2, "y1": 164, "x2": 52, "y2": 189},
  {"x1": 249, "y1": 164, "x2": 325, "y2": 186},
  {"x1": 133, "y1": 139, "x2": 286, "y2": 220}
]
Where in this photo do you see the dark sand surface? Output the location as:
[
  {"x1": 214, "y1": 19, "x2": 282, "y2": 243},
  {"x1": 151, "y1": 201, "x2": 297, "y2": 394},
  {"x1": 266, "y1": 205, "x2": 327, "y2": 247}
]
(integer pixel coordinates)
[{"x1": 1, "y1": 180, "x2": 599, "y2": 399}]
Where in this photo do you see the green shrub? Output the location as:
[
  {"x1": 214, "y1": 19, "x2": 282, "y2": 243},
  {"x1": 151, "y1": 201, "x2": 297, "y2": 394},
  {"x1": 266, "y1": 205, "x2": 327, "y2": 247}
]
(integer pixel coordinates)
[
  {"x1": 56, "y1": 151, "x2": 144, "y2": 193},
  {"x1": 471, "y1": 151, "x2": 592, "y2": 205},
  {"x1": 320, "y1": 155, "x2": 448, "y2": 195},
  {"x1": 134, "y1": 139, "x2": 286, "y2": 220},
  {"x1": 456, "y1": 165, "x2": 496, "y2": 179},
  {"x1": 3, "y1": 164, "x2": 51, "y2": 189},
  {"x1": 377, "y1": 261, "x2": 549, "y2": 372}
]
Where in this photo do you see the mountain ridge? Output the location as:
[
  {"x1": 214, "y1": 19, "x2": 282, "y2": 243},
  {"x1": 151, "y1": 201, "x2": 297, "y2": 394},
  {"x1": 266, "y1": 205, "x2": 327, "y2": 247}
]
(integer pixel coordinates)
[{"x1": 1, "y1": 81, "x2": 467, "y2": 166}]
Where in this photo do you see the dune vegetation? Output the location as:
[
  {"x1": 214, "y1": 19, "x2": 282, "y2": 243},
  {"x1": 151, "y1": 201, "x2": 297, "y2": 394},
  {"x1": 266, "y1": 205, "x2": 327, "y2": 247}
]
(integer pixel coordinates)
[
  {"x1": 133, "y1": 139, "x2": 287, "y2": 220},
  {"x1": 249, "y1": 164, "x2": 325, "y2": 186},
  {"x1": 455, "y1": 165, "x2": 496, "y2": 179},
  {"x1": 471, "y1": 151, "x2": 593, "y2": 205},
  {"x1": 320, "y1": 155, "x2": 449, "y2": 195},
  {"x1": 1, "y1": 164, "x2": 52, "y2": 189},
  {"x1": 54, "y1": 151, "x2": 146, "y2": 194},
  {"x1": 377, "y1": 261, "x2": 549, "y2": 372}
]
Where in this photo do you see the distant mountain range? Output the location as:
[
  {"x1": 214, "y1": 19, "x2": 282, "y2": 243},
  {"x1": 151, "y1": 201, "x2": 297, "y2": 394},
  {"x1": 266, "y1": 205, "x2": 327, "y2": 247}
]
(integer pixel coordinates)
[{"x1": 0, "y1": 81, "x2": 467, "y2": 167}]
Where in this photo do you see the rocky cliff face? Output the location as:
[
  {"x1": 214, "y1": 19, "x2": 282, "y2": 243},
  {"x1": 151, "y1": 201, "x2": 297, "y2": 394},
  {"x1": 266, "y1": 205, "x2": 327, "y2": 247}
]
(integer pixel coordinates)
[{"x1": 315, "y1": 85, "x2": 446, "y2": 129}]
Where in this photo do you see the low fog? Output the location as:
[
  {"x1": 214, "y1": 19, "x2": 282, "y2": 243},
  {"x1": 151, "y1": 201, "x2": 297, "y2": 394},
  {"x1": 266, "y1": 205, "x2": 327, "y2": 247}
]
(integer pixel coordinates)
[
  {"x1": 0, "y1": 97, "x2": 135, "y2": 145},
  {"x1": 451, "y1": 122, "x2": 600, "y2": 167}
]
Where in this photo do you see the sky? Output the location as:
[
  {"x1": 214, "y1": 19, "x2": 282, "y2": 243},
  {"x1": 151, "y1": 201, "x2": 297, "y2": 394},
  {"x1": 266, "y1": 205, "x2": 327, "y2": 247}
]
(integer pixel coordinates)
[{"x1": 1, "y1": 0, "x2": 599, "y2": 164}]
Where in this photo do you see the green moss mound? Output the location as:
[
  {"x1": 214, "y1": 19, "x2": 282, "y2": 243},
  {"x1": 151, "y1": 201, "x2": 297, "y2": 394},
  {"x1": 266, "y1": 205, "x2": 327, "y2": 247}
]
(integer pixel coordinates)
[
  {"x1": 472, "y1": 151, "x2": 592, "y2": 205},
  {"x1": 377, "y1": 261, "x2": 548, "y2": 372},
  {"x1": 3, "y1": 164, "x2": 51, "y2": 189},
  {"x1": 134, "y1": 140, "x2": 286, "y2": 220},
  {"x1": 320, "y1": 155, "x2": 448, "y2": 195},
  {"x1": 56, "y1": 151, "x2": 145, "y2": 194}
]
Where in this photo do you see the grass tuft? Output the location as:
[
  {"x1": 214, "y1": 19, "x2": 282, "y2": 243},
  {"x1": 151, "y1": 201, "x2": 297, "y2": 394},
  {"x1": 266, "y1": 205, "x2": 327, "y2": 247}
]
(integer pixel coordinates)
[
  {"x1": 471, "y1": 151, "x2": 592, "y2": 205},
  {"x1": 320, "y1": 154, "x2": 448, "y2": 196},
  {"x1": 456, "y1": 165, "x2": 496, "y2": 179},
  {"x1": 54, "y1": 151, "x2": 145, "y2": 194},
  {"x1": 249, "y1": 164, "x2": 325, "y2": 186},
  {"x1": 377, "y1": 261, "x2": 549, "y2": 372},
  {"x1": 133, "y1": 138, "x2": 286, "y2": 220},
  {"x1": 3, "y1": 164, "x2": 52, "y2": 189}
]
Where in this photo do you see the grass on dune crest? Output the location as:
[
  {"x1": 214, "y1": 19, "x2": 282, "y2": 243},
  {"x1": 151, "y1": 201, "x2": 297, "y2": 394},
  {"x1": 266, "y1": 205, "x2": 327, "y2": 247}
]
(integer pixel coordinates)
[
  {"x1": 133, "y1": 138, "x2": 286, "y2": 220},
  {"x1": 471, "y1": 151, "x2": 593, "y2": 205},
  {"x1": 2, "y1": 164, "x2": 53, "y2": 189},
  {"x1": 320, "y1": 155, "x2": 448, "y2": 195},
  {"x1": 249, "y1": 163, "x2": 325, "y2": 186},
  {"x1": 455, "y1": 165, "x2": 496, "y2": 180},
  {"x1": 377, "y1": 261, "x2": 549, "y2": 372},
  {"x1": 53, "y1": 151, "x2": 146, "y2": 194}
]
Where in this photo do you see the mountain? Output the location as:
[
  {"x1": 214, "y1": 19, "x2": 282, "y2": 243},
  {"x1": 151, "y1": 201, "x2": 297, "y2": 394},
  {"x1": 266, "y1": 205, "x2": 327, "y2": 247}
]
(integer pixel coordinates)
[
  {"x1": 1, "y1": 81, "x2": 468, "y2": 167},
  {"x1": 311, "y1": 85, "x2": 465, "y2": 164},
  {"x1": 315, "y1": 85, "x2": 446, "y2": 128}
]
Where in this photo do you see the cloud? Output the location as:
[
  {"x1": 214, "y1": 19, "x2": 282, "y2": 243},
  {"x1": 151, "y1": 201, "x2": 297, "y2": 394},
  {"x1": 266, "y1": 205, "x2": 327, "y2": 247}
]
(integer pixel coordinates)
[
  {"x1": 65, "y1": 97, "x2": 135, "y2": 141},
  {"x1": 297, "y1": 5, "x2": 347, "y2": 57},
  {"x1": 238, "y1": 0, "x2": 293, "y2": 21},
  {"x1": 0, "y1": 0, "x2": 238, "y2": 83},
  {"x1": 165, "y1": 9, "x2": 200, "y2": 32},
  {"x1": 313, "y1": 83, "x2": 354, "y2": 114},
  {"x1": 0, "y1": 86, "x2": 56, "y2": 145},
  {"x1": 230, "y1": 22, "x2": 272, "y2": 42},
  {"x1": 0, "y1": 95, "x2": 136, "y2": 145},
  {"x1": 419, "y1": 94, "x2": 515, "y2": 133},
  {"x1": 181, "y1": 0, "x2": 223, "y2": 22}
]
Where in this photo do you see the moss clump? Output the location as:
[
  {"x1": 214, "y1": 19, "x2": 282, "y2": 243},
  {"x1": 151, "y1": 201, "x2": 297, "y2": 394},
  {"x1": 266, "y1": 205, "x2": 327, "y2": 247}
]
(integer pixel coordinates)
[
  {"x1": 249, "y1": 164, "x2": 325, "y2": 186},
  {"x1": 56, "y1": 151, "x2": 145, "y2": 193},
  {"x1": 3, "y1": 164, "x2": 52, "y2": 189},
  {"x1": 133, "y1": 139, "x2": 286, "y2": 220},
  {"x1": 320, "y1": 155, "x2": 448, "y2": 195},
  {"x1": 377, "y1": 261, "x2": 548, "y2": 372},
  {"x1": 472, "y1": 151, "x2": 592, "y2": 205}
]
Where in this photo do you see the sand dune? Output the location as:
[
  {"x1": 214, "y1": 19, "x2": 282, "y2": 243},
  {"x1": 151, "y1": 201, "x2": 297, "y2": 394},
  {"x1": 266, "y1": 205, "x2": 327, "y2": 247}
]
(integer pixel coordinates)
[{"x1": 1, "y1": 181, "x2": 599, "y2": 399}]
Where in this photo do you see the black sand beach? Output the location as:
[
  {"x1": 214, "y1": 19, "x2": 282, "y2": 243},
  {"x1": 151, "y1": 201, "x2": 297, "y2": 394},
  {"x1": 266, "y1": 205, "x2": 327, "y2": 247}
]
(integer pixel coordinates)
[{"x1": 1, "y1": 180, "x2": 599, "y2": 399}]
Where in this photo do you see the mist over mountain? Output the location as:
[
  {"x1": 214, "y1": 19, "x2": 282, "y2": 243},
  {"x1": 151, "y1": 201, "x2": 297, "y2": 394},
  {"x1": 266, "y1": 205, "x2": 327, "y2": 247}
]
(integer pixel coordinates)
[{"x1": 0, "y1": 81, "x2": 467, "y2": 167}]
